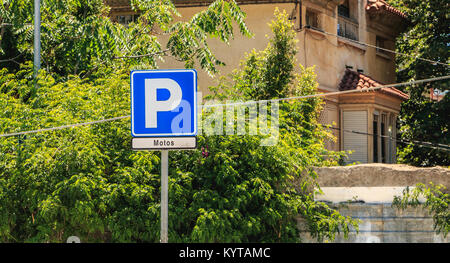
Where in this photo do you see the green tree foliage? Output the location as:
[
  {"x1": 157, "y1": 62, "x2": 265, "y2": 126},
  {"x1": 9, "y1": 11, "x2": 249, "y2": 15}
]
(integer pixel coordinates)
[
  {"x1": 393, "y1": 183, "x2": 449, "y2": 238},
  {"x1": 0, "y1": 0, "x2": 251, "y2": 77},
  {"x1": 0, "y1": 4, "x2": 358, "y2": 242},
  {"x1": 180, "y1": 9, "x2": 357, "y2": 242},
  {"x1": 224, "y1": 10, "x2": 298, "y2": 100},
  {"x1": 388, "y1": 0, "x2": 450, "y2": 166}
]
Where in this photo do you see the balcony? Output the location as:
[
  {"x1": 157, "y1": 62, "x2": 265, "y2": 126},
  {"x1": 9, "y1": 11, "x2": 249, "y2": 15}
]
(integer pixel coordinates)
[{"x1": 337, "y1": 16, "x2": 359, "y2": 41}]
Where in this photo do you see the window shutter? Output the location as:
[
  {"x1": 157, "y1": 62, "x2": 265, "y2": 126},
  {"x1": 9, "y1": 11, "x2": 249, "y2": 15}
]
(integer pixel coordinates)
[{"x1": 343, "y1": 111, "x2": 368, "y2": 164}]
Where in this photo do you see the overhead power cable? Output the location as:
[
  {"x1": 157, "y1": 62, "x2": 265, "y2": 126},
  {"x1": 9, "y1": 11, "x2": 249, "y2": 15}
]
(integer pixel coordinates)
[
  {"x1": 328, "y1": 127, "x2": 450, "y2": 152},
  {"x1": 303, "y1": 26, "x2": 449, "y2": 68},
  {"x1": 0, "y1": 116, "x2": 130, "y2": 138},
  {"x1": 2, "y1": 19, "x2": 448, "y2": 68},
  {"x1": 203, "y1": 75, "x2": 450, "y2": 108},
  {"x1": 0, "y1": 75, "x2": 449, "y2": 139}
]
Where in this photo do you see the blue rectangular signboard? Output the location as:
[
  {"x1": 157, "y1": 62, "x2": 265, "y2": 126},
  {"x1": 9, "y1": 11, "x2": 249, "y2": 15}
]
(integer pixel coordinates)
[{"x1": 131, "y1": 69, "x2": 197, "y2": 137}]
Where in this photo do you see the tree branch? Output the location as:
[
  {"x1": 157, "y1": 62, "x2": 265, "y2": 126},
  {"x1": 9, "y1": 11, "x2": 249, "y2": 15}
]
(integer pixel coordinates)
[
  {"x1": 0, "y1": 53, "x2": 24, "y2": 63},
  {"x1": 112, "y1": 49, "x2": 170, "y2": 60}
]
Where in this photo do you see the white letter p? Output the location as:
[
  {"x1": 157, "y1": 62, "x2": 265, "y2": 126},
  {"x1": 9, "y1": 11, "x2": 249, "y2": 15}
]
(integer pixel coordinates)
[{"x1": 145, "y1": 78, "x2": 182, "y2": 128}]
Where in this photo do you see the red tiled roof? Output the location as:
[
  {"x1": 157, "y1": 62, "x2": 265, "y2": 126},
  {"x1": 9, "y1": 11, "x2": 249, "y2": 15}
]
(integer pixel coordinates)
[
  {"x1": 338, "y1": 69, "x2": 409, "y2": 100},
  {"x1": 366, "y1": 0, "x2": 407, "y2": 19}
]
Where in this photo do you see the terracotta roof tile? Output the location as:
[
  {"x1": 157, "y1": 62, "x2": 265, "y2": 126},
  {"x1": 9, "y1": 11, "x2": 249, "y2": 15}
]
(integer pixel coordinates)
[
  {"x1": 338, "y1": 69, "x2": 409, "y2": 100},
  {"x1": 366, "y1": 0, "x2": 407, "y2": 19}
]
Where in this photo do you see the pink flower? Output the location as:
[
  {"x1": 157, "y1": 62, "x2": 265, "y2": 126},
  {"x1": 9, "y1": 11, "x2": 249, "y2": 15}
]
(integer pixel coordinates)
[{"x1": 201, "y1": 145, "x2": 210, "y2": 158}]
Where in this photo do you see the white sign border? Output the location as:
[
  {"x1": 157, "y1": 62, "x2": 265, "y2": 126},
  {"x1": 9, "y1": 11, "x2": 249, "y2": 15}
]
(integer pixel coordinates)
[{"x1": 130, "y1": 69, "x2": 198, "y2": 137}]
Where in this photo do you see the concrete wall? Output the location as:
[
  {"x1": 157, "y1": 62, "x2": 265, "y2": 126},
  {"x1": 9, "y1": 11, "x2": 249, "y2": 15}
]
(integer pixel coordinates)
[
  {"x1": 313, "y1": 163, "x2": 450, "y2": 188},
  {"x1": 298, "y1": 203, "x2": 449, "y2": 243},
  {"x1": 296, "y1": 164, "x2": 450, "y2": 243}
]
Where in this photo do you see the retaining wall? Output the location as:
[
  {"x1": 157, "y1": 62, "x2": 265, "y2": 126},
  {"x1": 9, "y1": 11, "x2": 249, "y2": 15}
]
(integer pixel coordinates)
[{"x1": 298, "y1": 164, "x2": 449, "y2": 243}]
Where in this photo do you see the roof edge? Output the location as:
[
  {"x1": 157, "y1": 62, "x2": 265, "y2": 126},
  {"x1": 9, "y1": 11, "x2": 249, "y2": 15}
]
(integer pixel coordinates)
[
  {"x1": 339, "y1": 69, "x2": 409, "y2": 101},
  {"x1": 365, "y1": 0, "x2": 407, "y2": 20}
]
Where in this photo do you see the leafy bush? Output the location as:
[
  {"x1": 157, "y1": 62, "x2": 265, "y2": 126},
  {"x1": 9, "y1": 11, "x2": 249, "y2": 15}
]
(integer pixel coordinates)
[{"x1": 393, "y1": 183, "x2": 449, "y2": 238}]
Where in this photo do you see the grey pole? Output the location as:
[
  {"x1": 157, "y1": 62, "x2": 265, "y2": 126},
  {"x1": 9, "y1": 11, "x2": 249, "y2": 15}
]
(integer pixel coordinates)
[
  {"x1": 33, "y1": 0, "x2": 41, "y2": 80},
  {"x1": 160, "y1": 150, "x2": 169, "y2": 243}
]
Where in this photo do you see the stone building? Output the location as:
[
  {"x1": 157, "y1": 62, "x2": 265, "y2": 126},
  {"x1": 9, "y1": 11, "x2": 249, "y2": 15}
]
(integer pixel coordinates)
[{"x1": 106, "y1": 0, "x2": 409, "y2": 164}]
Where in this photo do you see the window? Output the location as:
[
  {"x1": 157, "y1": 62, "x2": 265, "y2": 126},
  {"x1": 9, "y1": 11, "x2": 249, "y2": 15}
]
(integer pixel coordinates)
[
  {"x1": 306, "y1": 9, "x2": 321, "y2": 30},
  {"x1": 116, "y1": 14, "x2": 140, "y2": 26},
  {"x1": 337, "y1": 0, "x2": 359, "y2": 41},
  {"x1": 373, "y1": 112, "x2": 396, "y2": 163},
  {"x1": 373, "y1": 114, "x2": 378, "y2": 163},
  {"x1": 338, "y1": 0, "x2": 350, "y2": 18},
  {"x1": 381, "y1": 114, "x2": 386, "y2": 163},
  {"x1": 337, "y1": 18, "x2": 358, "y2": 40}
]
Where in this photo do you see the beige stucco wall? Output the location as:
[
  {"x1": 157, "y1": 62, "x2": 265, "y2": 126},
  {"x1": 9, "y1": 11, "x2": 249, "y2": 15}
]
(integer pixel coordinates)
[
  {"x1": 110, "y1": 1, "x2": 401, "y2": 104},
  {"x1": 153, "y1": 1, "x2": 399, "y2": 95},
  {"x1": 156, "y1": 3, "x2": 295, "y2": 94},
  {"x1": 109, "y1": 1, "x2": 402, "y2": 102}
]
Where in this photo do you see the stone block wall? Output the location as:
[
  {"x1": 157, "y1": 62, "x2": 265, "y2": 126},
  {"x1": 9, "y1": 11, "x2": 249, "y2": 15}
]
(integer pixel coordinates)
[
  {"x1": 298, "y1": 203, "x2": 448, "y2": 243},
  {"x1": 297, "y1": 164, "x2": 449, "y2": 243}
]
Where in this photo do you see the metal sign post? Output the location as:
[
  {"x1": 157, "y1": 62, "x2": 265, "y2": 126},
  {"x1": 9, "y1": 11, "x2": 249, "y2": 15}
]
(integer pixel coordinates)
[
  {"x1": 130, "y1": 69, "x2": 198, "y2": 243},
  {"x1": 160, "y1": 150, "x2": 169, "y2": 243},
  {"x1": 33, "y1": 0, "x2": 40, "y2": 83}
]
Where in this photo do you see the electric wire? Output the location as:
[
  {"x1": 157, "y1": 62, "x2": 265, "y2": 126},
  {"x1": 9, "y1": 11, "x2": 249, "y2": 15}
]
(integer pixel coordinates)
[
  {"x1": 1, "y1": 18, "x2": 448, "y2": 68},
  {"x1": 332, "y1": 32, "x2": 449, "y2": 68},
  {"x1": 327, "y1": 127, "x2": 450, "y2": 153},
  {"x1": 202, "y1": 75, "x2": 450, "y2": 108},
  {"x1": 0, "y1": 116, "x2": 130, "y2": 138},
  {"x1": 301, "y1": 26, "x2": 449, "y2": 68},
  {"x1": 0, "y1": 75, "x2": 449, "y2": 139}
]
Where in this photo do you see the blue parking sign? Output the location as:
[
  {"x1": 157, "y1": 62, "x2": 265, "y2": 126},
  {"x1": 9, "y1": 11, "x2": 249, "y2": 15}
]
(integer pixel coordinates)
[{"x1": 131, "y1": 69, "x2": 197, "y2": 137}]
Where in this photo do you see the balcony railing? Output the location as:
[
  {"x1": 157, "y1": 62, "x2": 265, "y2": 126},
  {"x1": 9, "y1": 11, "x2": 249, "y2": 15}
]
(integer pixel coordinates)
[{"x1": 337, "y1": 16, "x2": 359, "y2": 41}]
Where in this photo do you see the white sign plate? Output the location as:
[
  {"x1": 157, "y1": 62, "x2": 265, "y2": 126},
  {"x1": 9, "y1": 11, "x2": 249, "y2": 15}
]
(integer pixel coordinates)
[{"x1": 132, "y1": 137, "x2": 197, "y2": 150}]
